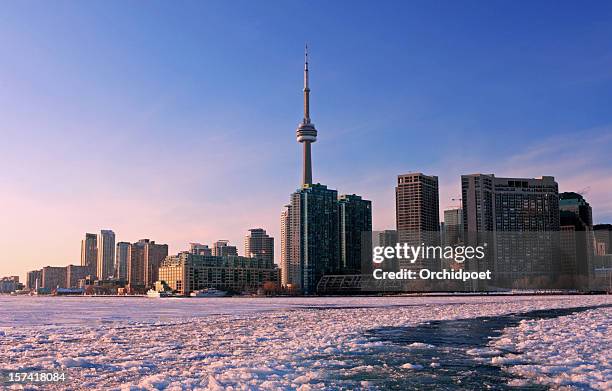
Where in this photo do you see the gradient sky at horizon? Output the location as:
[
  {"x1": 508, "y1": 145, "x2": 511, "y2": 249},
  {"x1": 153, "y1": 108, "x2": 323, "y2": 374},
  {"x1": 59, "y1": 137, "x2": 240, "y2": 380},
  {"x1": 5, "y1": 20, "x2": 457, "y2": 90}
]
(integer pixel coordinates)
[{"x1": 2, "y1": 1, "x2": 612, "y2": 281}]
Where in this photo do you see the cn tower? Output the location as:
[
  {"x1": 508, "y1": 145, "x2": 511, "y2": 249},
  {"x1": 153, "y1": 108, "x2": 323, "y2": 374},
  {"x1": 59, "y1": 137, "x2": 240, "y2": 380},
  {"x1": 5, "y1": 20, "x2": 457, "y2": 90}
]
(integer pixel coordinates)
[{"x1": 296, "y1": 45, "x2": 317, "y2": 186}]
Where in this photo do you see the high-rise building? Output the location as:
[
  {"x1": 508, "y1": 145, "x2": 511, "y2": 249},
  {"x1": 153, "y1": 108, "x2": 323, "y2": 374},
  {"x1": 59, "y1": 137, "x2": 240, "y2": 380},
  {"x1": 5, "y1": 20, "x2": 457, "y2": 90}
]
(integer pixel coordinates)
[
  {"x1": 26, "y1": 270, "x2": 42, "y2": 291},
  {"x1": 280, "y1": 205, "x2": 293, "y2": 287},
  {"x1": 281, "y1": 49, "x2": 374, "y2": 294},
  {"x1": 560, "y1": 192, "x2": 593, "y2": 227},
  {"x1": 443, "y1": 208, "x2": 463, "y2": 245},
  {"x1": 461, "y1": 174, "x2": 560, "y2": 287},
  {"x1": 245, "y1": 228, "x2": 274, "y2": 262},
  {"x1": 66, "y1": 265, "x2": 91, "y2": 288},
  {"x1": 127, "y1": 239, "x2": 168, "y2": 290},
  {"x1": 97, "y1": 230, "x2": 115, "y2": 280},
  {"x1": 212, "y1": 240, "x2": 238, "y2": 257},
  {"x1": 286, "y1": 184, "x2": 340, "y2": 294},
  {"x1": 115, "y1": 242, "x2": 130, "y2": 280},
  {"x1": 395, "y1": 172, "x2": 440, "y2": 272},
  {"x1": 80, "y1": 233, "x2": 97, "y2": 276},
  {"x1": 559, "y1": 192, "x2": 593, "y2": 288},
  {"x1": 338, "y1": 194, "x2": 372, "y2": 274},
  {"x1": 594, "y1": 224, "x2": 612, "y2": 255},
  {"x1": 41, "y1": 266, "x2": 67, "y2": 289},
  {"x1": 190, "y1": 243, "x2": 212, "y2": 256}
]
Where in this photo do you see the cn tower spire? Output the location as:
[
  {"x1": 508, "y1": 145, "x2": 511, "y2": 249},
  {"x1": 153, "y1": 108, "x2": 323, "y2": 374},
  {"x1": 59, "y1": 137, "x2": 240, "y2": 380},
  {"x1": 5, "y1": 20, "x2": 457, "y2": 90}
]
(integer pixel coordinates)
[
  {"x1": 303, "y1": 44, "x2": 310, "y2": 123},
  {"x1": 296, "y1": 44, "x2": 317, "y2": 186}
]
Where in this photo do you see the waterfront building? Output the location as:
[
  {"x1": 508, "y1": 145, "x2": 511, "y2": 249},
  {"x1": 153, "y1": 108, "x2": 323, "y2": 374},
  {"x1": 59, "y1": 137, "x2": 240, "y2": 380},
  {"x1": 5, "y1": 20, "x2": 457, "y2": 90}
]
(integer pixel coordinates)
[
  {"x1": 80, "y1": 233, "x2": 97, "y2": 276},
  {"x1": 395, "y1": 172, "x2": 440, "y2": 272},
  {"x1": 461, "y1": 174, "x2": 560, "y2": 287},
  {"x1": 244, "y1": 228, "x2": 274, "y2": 262},
  {"x1": 97, "y1": 230, "x2": 115, "y2": 280},
  {"x1": 158, "y1": 253, "x2": 279, "y2": 295},
  {"x1": 41, "y1": 266, "x2": 67, "y2": 289},
  {"x1": 127, "y1": 239, "x2": 168, "y2": 291},
  {"x1": 286, "y1": 183, "x2": 340, "y2": 294},
  {"x1": 66, "y1": 265, "x2": 91, "y2": 288},
  {"x1": 0, "y1": 276, "x2": 20, "y2": 293},
  {"x1": 26, "y1": 269, "x2": 42, "y2": 290},
  {"x1": 559, "y1": 192, "x2": 594, "y2": 288},
  {"x1": 280, "y1": 205, "x2": 293, "y2": 287},
  {"x1": 594, "y1": 224, "x2": 612, "y2": 254},
  {"x1": 115, "y1": 242, "x2": 130, "y2": 280},
  {"x1": 443, "y1": 208, "x2": 463, "y2": 246},
  {"x1": 338, "y1": 194, "x2": 372, "y2": 274}
]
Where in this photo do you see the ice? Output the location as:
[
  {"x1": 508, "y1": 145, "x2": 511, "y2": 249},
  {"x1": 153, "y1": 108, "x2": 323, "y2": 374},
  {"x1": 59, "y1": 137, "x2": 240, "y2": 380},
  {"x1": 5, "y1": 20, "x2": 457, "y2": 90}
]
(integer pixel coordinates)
[
  {"x1": 0, "y1": 295, "x2": 609, "y2": 389},
  {"x1": 490, "y1": 306, "x2": 611, "y2": 390},
  {"x1": 401, "y1": 363, "x2": 424, "y2": 370}
]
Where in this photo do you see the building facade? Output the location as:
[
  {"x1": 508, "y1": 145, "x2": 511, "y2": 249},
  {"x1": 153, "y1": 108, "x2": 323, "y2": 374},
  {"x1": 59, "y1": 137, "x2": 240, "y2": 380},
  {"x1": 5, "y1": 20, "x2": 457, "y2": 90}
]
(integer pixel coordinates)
[
  {"x1": 212, "y1": 240, "x2": 238, "y2": 257},
  {"x1": 338, "y1": 194, "x2": 372, "y2": 274},
  {"x1": 127, "y1": 239, "x2": 168, "y2": 290},
  {"x1": 80, "y1": 233, "x2": 97, "y2": 276},
  {"x1": 461, "y1": 174, "x2": 560, "y2": 288},
  {"x1": 190, "y1": 243, "x2": 212, "y2": 256},
  {"x1": 115, "y1": 242, "x2": 130, "y2": 280},
  {"x1": 280, "y1": 204, "x2": 292, "y2": 287},
  {"x1": 26, "y1": 269, "x2": 42, "y2": 290},
  {"x1": 97, "y1": 230, "x2": 115, "y2": 280},
  {"x1": 159, "y1": 253, "x2": 279, "y2": 295},
  {"x1": 41, "y1": 266, "x2": 67, "y2": 289},
  {"x1": 443, "y1": 208, "x2": 463, "y2": 246},
  {"x1": 559, "y1": 192, "x2": 593, "y2": 288},
  {"x1": 286, "y1": 184, "x2": 340, "y2": 294},
  {"x1": 244, "y1": 228, "x2": 274, "y2": 262},
  {"x1": 66, "y1": 265, "x2": 91, "y2": 288}
]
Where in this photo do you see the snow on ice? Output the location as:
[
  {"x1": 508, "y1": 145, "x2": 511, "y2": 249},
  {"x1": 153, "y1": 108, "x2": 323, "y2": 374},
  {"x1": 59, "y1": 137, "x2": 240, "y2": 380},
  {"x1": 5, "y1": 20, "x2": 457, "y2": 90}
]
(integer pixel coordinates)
[{"x1": 0, "y1": 295, "x2": 609, "y2": 390}]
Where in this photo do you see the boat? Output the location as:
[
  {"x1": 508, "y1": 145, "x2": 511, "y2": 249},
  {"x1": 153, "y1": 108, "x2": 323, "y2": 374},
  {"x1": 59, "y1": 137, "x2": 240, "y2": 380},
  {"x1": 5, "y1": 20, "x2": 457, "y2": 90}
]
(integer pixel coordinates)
[
  {"x1": 146, "y1": 289, "x2": 173, "y2": 298},
  {"x1": 146, "y1": 280, "x2": 175, "y2": 298},
  {"x1": 190, "y1": 288, "x2": 227, "y2": 297}
]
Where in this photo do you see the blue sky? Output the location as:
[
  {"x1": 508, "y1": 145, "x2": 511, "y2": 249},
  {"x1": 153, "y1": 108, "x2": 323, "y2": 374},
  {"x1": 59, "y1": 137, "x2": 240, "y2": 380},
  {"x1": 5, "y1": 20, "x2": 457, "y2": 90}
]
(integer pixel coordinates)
[{"x1": 1, "y1": 1, "x2": 612, "y2": 279}]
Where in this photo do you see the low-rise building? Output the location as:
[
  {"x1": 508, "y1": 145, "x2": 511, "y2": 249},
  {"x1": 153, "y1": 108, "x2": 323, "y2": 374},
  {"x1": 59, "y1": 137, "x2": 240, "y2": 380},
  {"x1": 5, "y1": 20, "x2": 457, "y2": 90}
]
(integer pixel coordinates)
[
  {"x1": 159, "y1": 253, "x2": 279, "y2": 295},
  {"x1": 0, "y1": 276, "x2": 20, "y2": 293}
]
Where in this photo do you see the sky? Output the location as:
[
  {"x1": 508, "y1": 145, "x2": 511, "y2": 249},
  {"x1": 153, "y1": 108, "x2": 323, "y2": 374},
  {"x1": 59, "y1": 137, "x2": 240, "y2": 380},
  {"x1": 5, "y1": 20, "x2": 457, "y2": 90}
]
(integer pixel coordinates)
[{"x1": 1, "y1": 1, "x2": 612, "y2": 281}]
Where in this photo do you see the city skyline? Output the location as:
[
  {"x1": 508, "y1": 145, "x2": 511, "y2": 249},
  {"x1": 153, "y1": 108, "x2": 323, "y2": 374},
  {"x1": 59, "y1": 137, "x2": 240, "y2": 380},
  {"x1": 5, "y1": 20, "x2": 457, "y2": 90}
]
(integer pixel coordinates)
[{"x1": 2, "y1": 1, "x2": 612, "y2": 282}]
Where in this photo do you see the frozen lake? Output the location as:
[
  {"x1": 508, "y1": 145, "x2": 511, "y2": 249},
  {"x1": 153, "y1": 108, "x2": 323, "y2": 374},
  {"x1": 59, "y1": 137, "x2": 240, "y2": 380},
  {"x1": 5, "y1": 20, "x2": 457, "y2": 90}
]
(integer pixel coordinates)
[{"x1": 0, "y1": 295, "x2": 610, "y2": 390}]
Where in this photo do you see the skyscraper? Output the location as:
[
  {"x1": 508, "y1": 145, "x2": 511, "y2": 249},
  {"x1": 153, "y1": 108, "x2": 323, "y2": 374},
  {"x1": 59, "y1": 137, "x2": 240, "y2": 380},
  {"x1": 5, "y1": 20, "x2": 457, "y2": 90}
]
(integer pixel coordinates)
[
  {"x1": 127, "y1": 239, "x2": 168, "y2": 290},
  {"x1": 338, "y1": 194, "x2": 372, "y2": 274},
  {"x1": 594, "y1": 224, "x2": 612, "y2": 255},
  {"x1": 443, "y1": 208, "x2": 463, "y2": 246},
  {"x1": 461, "y1": 174, "x2": 560, "y2": 287},
  {"x1": 115, "y1": 242, "x2": 130, "y2": 280},
  {"x1": 245, "y1": 228, "x2": 274, "y2": 262},
  {"x1": 80, "y1": 233, "x2": 97, "y2": 276},
  {"x1": 211, "y1": 240, "x2": 238, "y2": 257},
  {"x1": 287, "y1": 184, "x2": 340, "y2": 294},
  {"x1": 280, "y1": 205, "x2": 293, "y2": 287},
  {"x1": 97, "y1": 230, "x2": 115, "y2": 280},
  {"x1": 395, "y1": 173, "x2": 440, "y2": 262}
]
